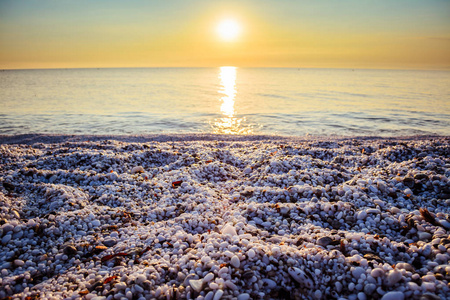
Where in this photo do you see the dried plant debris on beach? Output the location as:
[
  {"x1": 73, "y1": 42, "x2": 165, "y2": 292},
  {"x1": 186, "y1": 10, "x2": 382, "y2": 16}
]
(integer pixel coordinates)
[{"x1": 0, "y1": 136, "x2": 449, "y2": 299}]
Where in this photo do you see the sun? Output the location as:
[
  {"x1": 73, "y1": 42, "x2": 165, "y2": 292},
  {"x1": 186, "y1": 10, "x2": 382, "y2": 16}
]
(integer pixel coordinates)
[{"x1": 217, "y1": 19, "x2": 241, "y2": 41}]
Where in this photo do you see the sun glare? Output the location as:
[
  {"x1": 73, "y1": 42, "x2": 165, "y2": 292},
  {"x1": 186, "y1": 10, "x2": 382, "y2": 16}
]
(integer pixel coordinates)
[{"x1": 217, "y1": 19, "x2": 241, "y2": 41}]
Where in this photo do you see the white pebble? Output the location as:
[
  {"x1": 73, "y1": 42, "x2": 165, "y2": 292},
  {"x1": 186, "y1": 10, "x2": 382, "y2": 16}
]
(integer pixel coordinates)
[
  {"x1": 131, "y1": 166, "x2": 144, "y2": 174},
  {"x1": 288, "y1": 267, "x2": 313, "y2": 288},
  {"x1": 247, "y1": 249, "x2": 256, "y2": 259},
  {"x1": 386, "y1": 270, "x2": 402, "y2": 286},
  {"x1": 221, "y1": 223, "x2": 237, "y2": 236},
  {"x1": 371, "y1": 268, "x2": 384, "y2": 278},
  {"x1": 190, "y1": 279, "x2": 203, "y2": 293},
  {"x1": 230, "y1": 255, "x2": 240, "y2": 268}
]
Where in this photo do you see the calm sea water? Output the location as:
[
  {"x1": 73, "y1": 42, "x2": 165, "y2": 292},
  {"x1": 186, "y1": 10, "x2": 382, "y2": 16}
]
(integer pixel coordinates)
[{"x1": 1, "y1": 67, "x2": 449, "y2": 136}]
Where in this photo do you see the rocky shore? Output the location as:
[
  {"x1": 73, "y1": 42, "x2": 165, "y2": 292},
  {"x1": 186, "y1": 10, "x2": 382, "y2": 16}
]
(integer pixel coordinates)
[{"x1": 0, "y1": 135, "x2": 449, "y2": 299}]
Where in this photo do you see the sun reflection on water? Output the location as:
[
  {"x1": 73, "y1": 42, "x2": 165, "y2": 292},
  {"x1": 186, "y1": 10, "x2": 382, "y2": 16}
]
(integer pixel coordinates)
[{"x1": 212, "y1": 66, "x2": 253, "y2": 134}]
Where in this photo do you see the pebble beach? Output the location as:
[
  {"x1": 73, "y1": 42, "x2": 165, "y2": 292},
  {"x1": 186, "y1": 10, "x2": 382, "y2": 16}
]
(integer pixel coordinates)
[{"x1": 0, "y1": 134, "x2": 449, "y2": 300}]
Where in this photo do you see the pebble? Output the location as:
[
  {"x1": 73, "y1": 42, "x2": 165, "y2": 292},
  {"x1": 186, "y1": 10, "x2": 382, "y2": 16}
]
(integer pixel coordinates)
[
  {"x1": 237, "y1": 294, "x2": 250, "y2": 300},
  {"x1": 418, "y1": 232, "x2": 432, "y2": 241},
  {"x1": 288, "y1": 267, "x2": 313, "y2": 288},
  {"x1": 230, "y1": 255, "x2": 240, "y2": 268},
  {"x1": 1, "y1": 234, "x2": 12, "y2": 245},
  {"x1": 247, "y1": 249, "x2": 256, "y2": 259},
  {"x1": 13, "y1": 260, "x2": 24, "y2": 267},
  {"x1": 103, "y1": 238, "x2": 117, "y2": 247},
  {"x1": 221, "y1": 223, "x2": 237, "y2": 236},
  {"x1": 364, "y1": 283, "x2": 376, "y2": 295},
  {"x1": 352, "y1": 267, "x2": 365, "y2": 279},
  {"x1": 189, "y1": 279, "x2": 203, "y2": 293},
  {"x1": 386, "y1": 270, "x2": 402, "y2": 286},
  {"x1": 63, "y1": 245, "x2": 77, "y2": 256},
  {"x1": 381, "y1": 291, "x2": 404, "y2": 300},
  {"x1": 317, "y1": 236, "x2": 333, "y2": 247},
  {"x1": 203, "y1": 273, "x2": 214, "y2": 283},
  {"x1": 131, "y1": 166, "x2": 144, "y2": 174},
  {"x1": 357, "y1": 211, "x2": 367, "y2": 220},
  {"x1": 2, "y1": 224, "x2": 14, "y2": 233},
  {"x1": 213, "y1": 289, "x2": 224, "y2": 300}
]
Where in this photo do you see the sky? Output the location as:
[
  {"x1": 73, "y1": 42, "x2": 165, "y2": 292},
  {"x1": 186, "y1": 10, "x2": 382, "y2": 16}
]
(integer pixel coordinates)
[{"x1": 0, "y1": 0, "x2": 449, "y2": 70}]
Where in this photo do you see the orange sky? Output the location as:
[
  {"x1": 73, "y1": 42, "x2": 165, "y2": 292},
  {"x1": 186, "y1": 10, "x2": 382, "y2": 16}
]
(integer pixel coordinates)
[{"x1": 1, "y1": 0, "x2": 449, "y2": 70}]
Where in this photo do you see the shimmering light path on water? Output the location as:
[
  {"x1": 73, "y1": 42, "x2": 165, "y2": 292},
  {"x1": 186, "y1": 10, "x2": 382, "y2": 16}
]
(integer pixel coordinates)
[{"x1": 0, "y1": 68, "x2": 449, "y2": 136}]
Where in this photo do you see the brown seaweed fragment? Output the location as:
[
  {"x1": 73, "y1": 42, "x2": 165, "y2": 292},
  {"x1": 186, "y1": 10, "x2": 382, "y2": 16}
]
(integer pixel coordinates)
[{"x1": 420, "y1": 208, "x2": 439, "y2": 226}]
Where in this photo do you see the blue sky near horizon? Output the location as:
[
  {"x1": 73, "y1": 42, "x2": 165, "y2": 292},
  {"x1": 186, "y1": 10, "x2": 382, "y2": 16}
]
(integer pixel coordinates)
[{"x1": 0, "y1": 0, "x2": 449, "y2": 69}]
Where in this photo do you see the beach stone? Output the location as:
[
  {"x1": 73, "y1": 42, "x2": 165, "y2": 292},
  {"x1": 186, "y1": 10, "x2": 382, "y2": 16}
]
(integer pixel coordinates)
[
  {"x1": 12, "y1": 230, "x2": 23, "y2": 239},
  {"x1": 12, "y1": 210, "x2": 20, "y2": 219},
  {"x1": 377, "y1": 181, "x2": 387, "y2": 192},
  {"x1": 213, "y1": 289, "x2": 224, "y2": 300},
  {"x1": 184, "y1": 274, "x2": 199, "y2": 286},
  {"x1": 364, "y1": 283, "x2": 376, "y2": 295},
  {"x1": 288, "y1": 267, "x2": 313, "y2": 288},
  {"x1": 136, "y1": 275, "x2": 146, "y2": 284},
  {"x1": 366, "y1": 208, "x2": 381, "y2": 214},
  {"x1": 230, "y1": 255, "x2": 240, "y2": 268},
  {"x1": 14, "y1": 259, "x2": 24, "y2": 267},
  {"x1": 381, "y1": 292, "x2": 404, "y2": 300},
  {"x1": 364, "y1": 253, "x2": 383, "y2": 263},
  {"x1": 203, "y1": 273, "x2": 214, "y2": 283},
  {"x1": 205, "y1": 291, "x2": 214, "y2": 300},
  {"x1": 352, "y1": 267, "x2": 365, "y2": 279},
  {"x1": 2, "y1": 224, "x2": 14, "y2": 233},
  {"x1": 221, "y1": 223, "x2": 237, "y2": 236},
  {"x1": 371, "y1": 268, "x2": 384, "y2": 278},
  {"x1": 189, "y1": 279, "x2": 203, "y2": 293},
  {"x1": 357, "y1": 292, "x2": 367, "y2": 300},
  {"x1": 247, "y1": 249, "x2": 256, "y2": 259},
  {"x1": 418, "y1": 231, "x2": 432, "y2": 241},
  {"x1": 91, "y1": 220, "x2": 101, "y2": 227},
  {"x1": 131, "y1": 166, "x2": 144, "y2": 174},
  {"x1": 63, "y1": 245, "x2": 77, "y2": 256},
  {"x1": 134, "y1": 285, "x2": 144, "y2": 293},
  {"x1": 386, "y1": 270, "x2": 402, "y2": 286},
  {"x1": 115, "y1": 282, "x2": 127, "y2": 290},
  {"x1": 357, "y1": 211, "x2": 367, "y2": 220},
  {"x1": 414, "y1": 173, "x2": 428, "y2": 180},
  {"x1": 403, "y1": 177, "x2": 415, "y2": 188},
  {"x1": 237, "y1": 294, "x2": 250, "y2": 300},
  {"x1": 440, "y1": 220, "x2": 450, "y2": 229},
  {"x1": 103, "y1": 238, "x2": 117, "y2": 247},
  {"x1": 2, "y1": 234, "x2": 12, "y2": 245},
  {"x1": 422, "y1": 282, "x2": 436, "y2": 291},
  {"x1": 317, "y1": 236, "x2": 333, "y2": 247}
]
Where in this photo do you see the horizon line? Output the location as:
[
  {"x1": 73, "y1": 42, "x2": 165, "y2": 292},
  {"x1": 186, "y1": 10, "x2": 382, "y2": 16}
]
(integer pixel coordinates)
[{"x1": 2, "y1": 66, "x2": 450, "y2": 72}]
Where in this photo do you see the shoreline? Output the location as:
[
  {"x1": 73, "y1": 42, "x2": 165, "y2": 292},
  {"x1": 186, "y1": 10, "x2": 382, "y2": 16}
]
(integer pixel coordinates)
[
  {"x1": 0, "y1": 133, "x2": 448, "y2": 145},
  {"x1": 0, "y1": 135, "x2": 449, "y2": 299}
]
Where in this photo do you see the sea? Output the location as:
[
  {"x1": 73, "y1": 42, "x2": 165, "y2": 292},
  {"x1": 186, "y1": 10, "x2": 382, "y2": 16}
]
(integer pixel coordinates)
[{"x1": 1, "y1": 67, "x2": 449, "y2": 137}]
